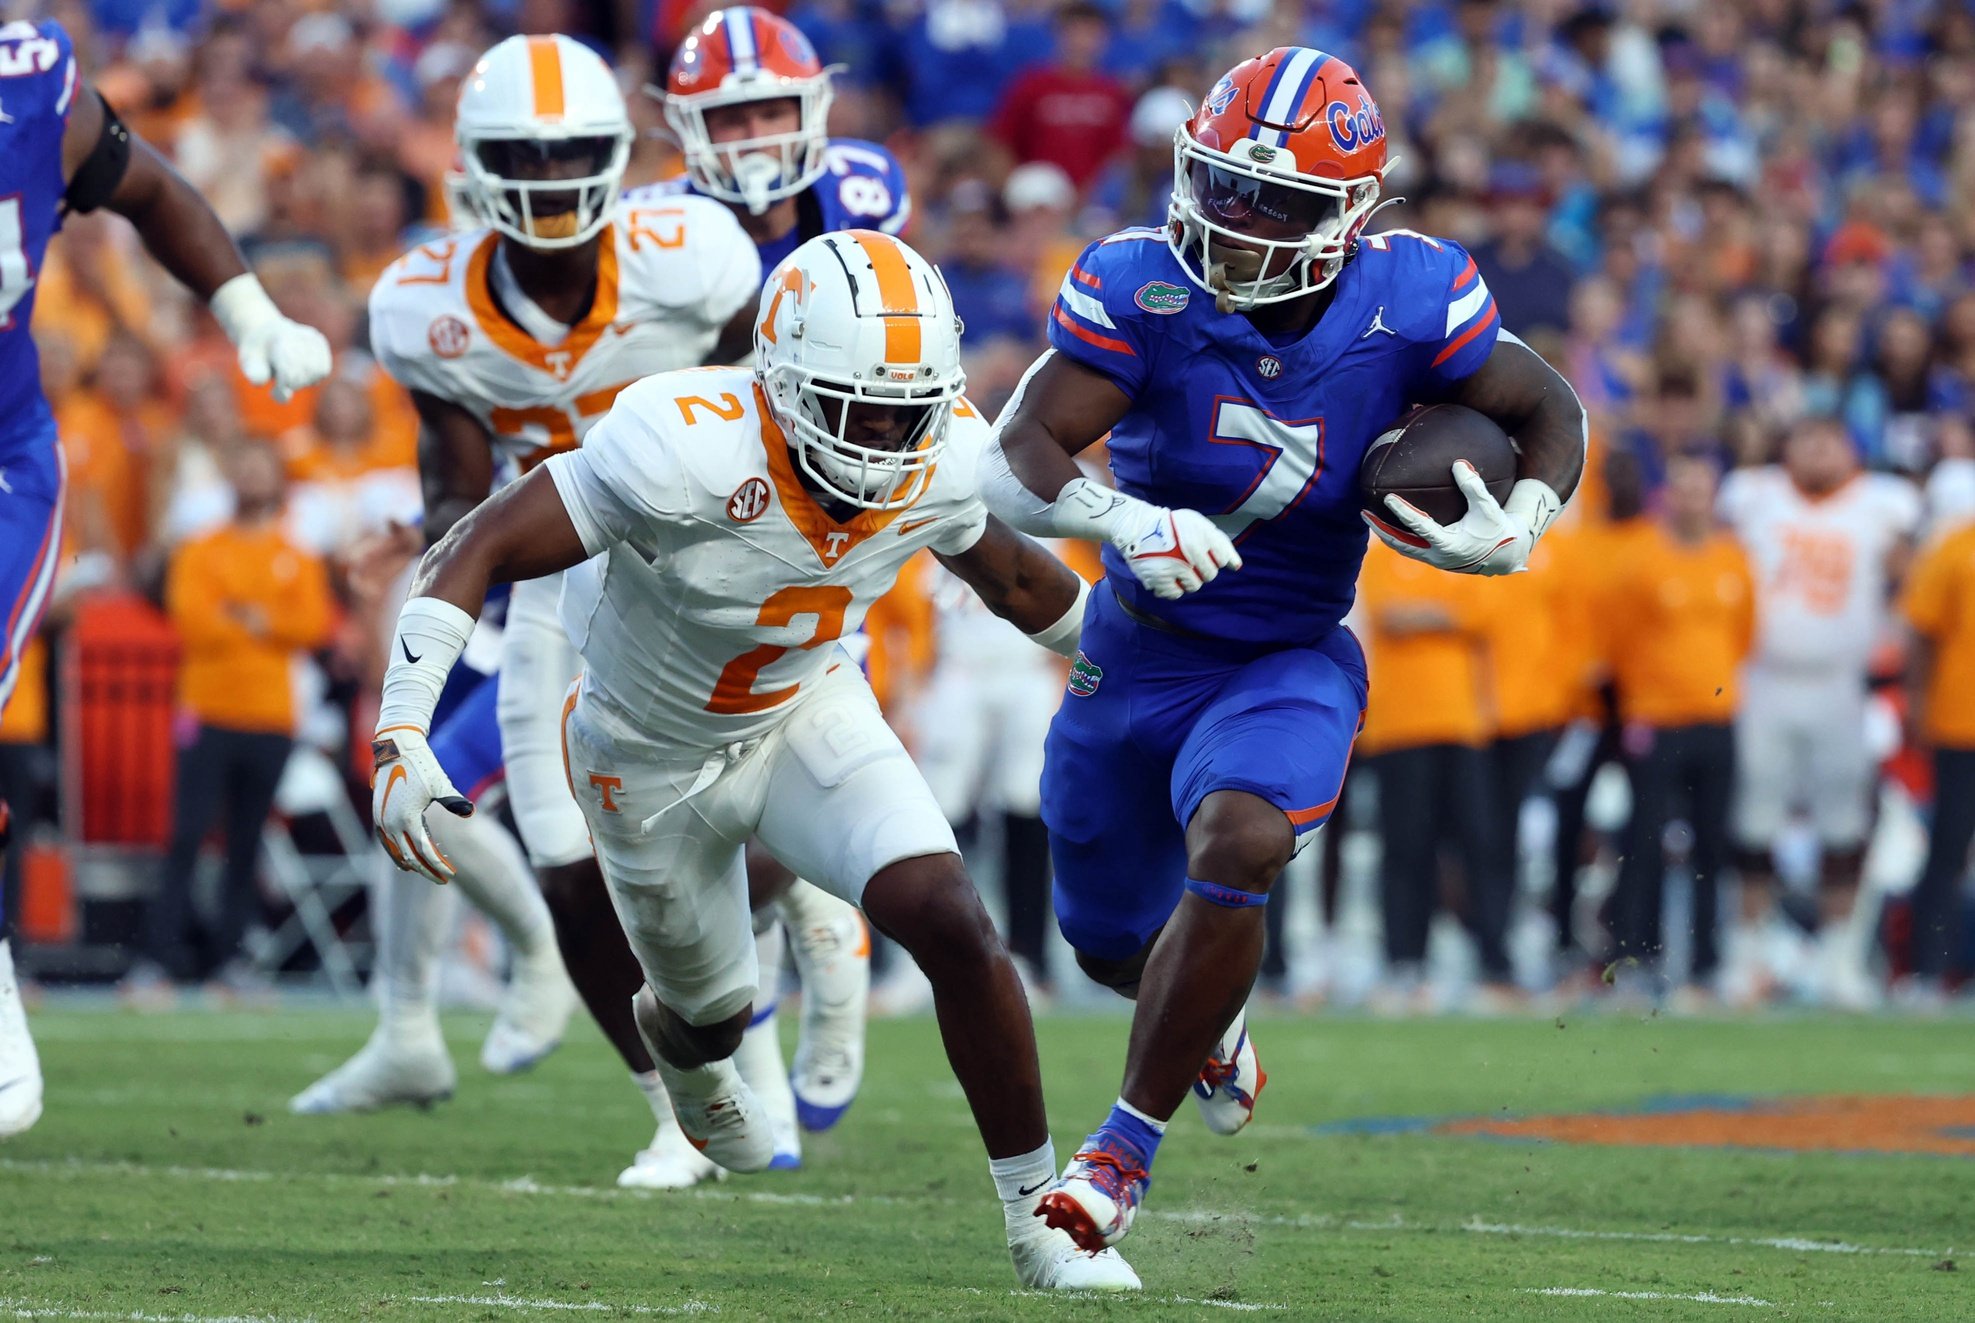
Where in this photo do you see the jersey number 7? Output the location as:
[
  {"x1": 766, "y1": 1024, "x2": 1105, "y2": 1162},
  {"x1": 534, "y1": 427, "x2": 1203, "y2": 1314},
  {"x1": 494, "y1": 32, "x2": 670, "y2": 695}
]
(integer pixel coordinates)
[{"x1": 1206, "y1": 399, "x2": 1325, "y2": 540}]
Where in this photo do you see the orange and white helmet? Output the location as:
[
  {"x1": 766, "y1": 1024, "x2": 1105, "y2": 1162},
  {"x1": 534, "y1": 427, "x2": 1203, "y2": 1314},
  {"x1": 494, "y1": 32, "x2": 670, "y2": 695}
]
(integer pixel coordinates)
[
  {"x1": 455, "y1": 34, "x2": 633, "y2": 250},
  {"x1": 1171, "y1": 47, "x2": 1390, "y2": 309},
  {"x1": 754, "y1": 230, "x2": 963, "y2": 511},
  {"x1": 664, "y1": 7, "x2": 835, "y2": 215}
]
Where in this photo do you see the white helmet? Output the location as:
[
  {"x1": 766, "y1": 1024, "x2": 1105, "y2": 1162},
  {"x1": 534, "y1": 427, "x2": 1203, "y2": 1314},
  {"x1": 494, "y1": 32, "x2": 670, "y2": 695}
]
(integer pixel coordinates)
[
  {"x1": 662, "y1": 7, "x2": 835, "y2": 216},
  {"x1": 455, "y1": 34, "x2": 633, "y2": 250},
  {"x1": 755, "y1": 230, "x2": 964, "y2": 512}
]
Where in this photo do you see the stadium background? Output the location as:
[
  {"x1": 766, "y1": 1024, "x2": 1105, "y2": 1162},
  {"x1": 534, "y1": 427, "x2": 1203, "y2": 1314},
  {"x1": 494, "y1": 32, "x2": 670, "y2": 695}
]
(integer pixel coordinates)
[{"x1": 6, "y1": 0, "x2": 1975, "y2": 1010}]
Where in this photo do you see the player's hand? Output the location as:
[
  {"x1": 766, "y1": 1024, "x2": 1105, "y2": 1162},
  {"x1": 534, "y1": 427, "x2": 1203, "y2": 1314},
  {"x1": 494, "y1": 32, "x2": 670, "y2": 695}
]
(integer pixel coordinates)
[
  {"x1": 370, "y1": 725, "x2": 473, "y2": 884},
  {"x1": 1367, "y1": 464, "x2": 1555, "y2": 577},
  {"x1": 1113, "y1": 506, "x2": 1243, "y2": 600},
  {"x1": 210, "y1": 273, "x2": 334, "y2": 403}
]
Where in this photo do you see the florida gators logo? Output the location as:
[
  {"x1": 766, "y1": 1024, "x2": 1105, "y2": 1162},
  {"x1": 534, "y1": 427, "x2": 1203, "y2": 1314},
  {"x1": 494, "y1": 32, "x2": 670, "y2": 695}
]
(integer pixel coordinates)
[
  {"x1": 1134, "y1": 281, "x2": 1191, "y2": 315},
  {"x1": 1203, "y1": 75, "x2": 1239, "y2": 116},
  {"x1": 1067, "y1": 652, "x2": 1104, "y2": 698},
  {"x1": 1326, "y1": 95, "x2": 1386, "y2": 154}
]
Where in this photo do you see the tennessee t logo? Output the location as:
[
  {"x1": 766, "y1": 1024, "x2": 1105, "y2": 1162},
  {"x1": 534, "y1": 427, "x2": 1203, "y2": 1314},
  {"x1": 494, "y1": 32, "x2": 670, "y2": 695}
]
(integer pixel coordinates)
[
  {"x1": 824, "y1": 530, "x2": 850, "y2": 559},
  {"x1": 588, "y1": 774, "x2": 624, "y2": 813}
]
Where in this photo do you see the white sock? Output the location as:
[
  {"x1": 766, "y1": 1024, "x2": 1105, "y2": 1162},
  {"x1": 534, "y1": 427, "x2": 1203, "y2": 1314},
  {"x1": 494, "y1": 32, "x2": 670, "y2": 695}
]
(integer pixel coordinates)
[
  {"x1": 1115, "y1": 1098, "x2": 1168, "y2": 1134},
  {"x1": 427, "y1": 810, "x2": 557, "y2": 960},
  {"x1": 775, "y1": 880, "x2": 857, "y2": 951},
  {"x1": 753, "y1": 921, "x2": 786, "y2": 1005},
  {"x1": 734, "y1": 1010, "x2": 797, "y2": 1137},
  {"x1": 633, "y1": 1069, "x2": 671, "y2": 1126},
  {"x1": 991, "y1": 1139, "x2": 1059, "y2": 1211},
  {"x1": 374, "y1": 860, "x2": 456, "y2": 1039}
]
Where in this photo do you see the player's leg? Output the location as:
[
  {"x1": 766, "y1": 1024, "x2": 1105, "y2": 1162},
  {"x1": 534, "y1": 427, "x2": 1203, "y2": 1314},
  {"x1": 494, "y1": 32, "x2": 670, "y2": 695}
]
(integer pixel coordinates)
[
  {"x1": 1042, "y1": 634, "x2": 1364, "y2": 1252},
  {"x1": 1371, "y1": 748, "x2": 1438, "y2": 1000},
  {"x1": 771, "y1": 871, "x2": 869, "y2": 1135},
  {"x1": 1611, "y1": 727, "x2": 1675, "y2": 987},
  {"x1": 561, "y1": 692, "x2": 775, "y2": 1176},
  {"x1": 0, "y1": 460, "x2": 59, "y2": 1138},
  {"x1": 1446, "y1": 744, "x2": 1515, "y2": 994},
  {"x1": 1726, "y1": 680, "x2": 1791, "y2": 1003},
  {"x1": 207, "y1": 730, "x2": 293, "y2": 992},
  {"x1": 1684, "y1": 723, "x2": 1736, "y2": 993},
  {"x1": 731, "y1": 910, "x2": 803, "y2": 1167},
  {"x1": 1908, "y1": 747, "x2": 1975, "y2": 992},
  {"x1": 990, "y1": 660, "x2": 1063, "y2": 991},
  {"x1": 1806, "y1": 681, "x2": 1877, "y2": 1006},
  {"x1": 753, "y1": 670, "x2": 1137, "y2": 1290}
]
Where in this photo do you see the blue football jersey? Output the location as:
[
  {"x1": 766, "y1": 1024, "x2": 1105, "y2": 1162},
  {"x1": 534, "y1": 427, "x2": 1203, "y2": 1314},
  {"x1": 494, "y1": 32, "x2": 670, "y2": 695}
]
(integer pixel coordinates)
[
  {"x1": 634, "y1": 137, "x2": 911, "y2": 278},
  {"x1": 0, "y1": 20, "x2": 78, "y2": 457},
  {"x1": 1048, "y1": 226, "x2": 1501, "y2": 647}
]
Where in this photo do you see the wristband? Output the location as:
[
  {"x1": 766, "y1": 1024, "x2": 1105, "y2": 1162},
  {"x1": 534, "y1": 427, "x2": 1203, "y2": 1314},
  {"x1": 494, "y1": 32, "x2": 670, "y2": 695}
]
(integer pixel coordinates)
[
  {"x1": 1027, "y1": 576, "x2": 1091, "y2": 659},
  {"x1": 208, "y1": 273, "x2": 281, "y2": 348},
  {"x1": 376, "y1": 597, "x2": 476, "y2": 731},
  {"x1": 1050, "y1": 477, "x2": 1157, "y2": 546}
]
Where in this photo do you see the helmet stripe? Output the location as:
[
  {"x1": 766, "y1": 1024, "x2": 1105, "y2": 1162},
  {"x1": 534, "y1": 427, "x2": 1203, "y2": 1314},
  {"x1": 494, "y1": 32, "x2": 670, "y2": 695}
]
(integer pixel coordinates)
[
  {"x1": 725, "y1": 8, "x2": 759, "y2": 73},
  {"x1": 850, "y1": 231, "x2": 921, "y2": 364},
  {"x1": 526, "y1": 35, "x2": 565, "y2": 119},
  {"x1": 1255, "y1": 47, "x2": 1321, "y2": 145}
]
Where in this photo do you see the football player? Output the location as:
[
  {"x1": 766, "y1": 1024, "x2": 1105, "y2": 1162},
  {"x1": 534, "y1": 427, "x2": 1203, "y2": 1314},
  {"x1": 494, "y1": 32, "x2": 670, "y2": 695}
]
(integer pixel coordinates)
[
  {"x1": 368, "y1": 229, "x2": 1138, "y2": 1292},
  {"x1": 617, "y1": 4, "x2": 918, "y2": 1173},
  {"x1": 0, "y1": 18, "x2": 330, "y2": 1139},
  {"x1": 1717, "y1": 414, "x2": 1920, "y2": 1007},
  {"x1": 289, "y1": 35, "x2": 765, "y2": 1188},
  {"x1": 980, "y1": 48, "x2": 1587, "y2": 1249}
]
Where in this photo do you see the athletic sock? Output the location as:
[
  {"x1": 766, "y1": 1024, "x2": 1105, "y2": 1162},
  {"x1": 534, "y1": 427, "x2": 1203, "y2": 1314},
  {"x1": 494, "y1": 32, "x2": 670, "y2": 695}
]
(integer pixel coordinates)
[
  {"x1": 990, "y1": 1138, "x2": 1058, "y2": 1212},
  {"x1": 1101, "y1": 1098, "x2": 1167, "y2": 1171},
  {"x1": 633, "y1": 1069, "x2": 671, "y2": 1126}
]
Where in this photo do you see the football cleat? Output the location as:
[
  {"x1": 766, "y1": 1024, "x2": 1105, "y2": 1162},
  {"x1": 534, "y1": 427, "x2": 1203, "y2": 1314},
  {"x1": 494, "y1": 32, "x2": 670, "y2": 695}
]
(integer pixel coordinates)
[
  {"x1": 733, "y1": 1009, "x2": 803, "y2": 1170},
  {"x1": 1007, "y1": 1214, "x2": 1142, "y2": 1291},
  {"x1": 289, "y1": 1024, "x2": 456, "y2": 1115},
  {"x1": 1034, "y1": 1133, "x2": 1152, "y2": 1252},
  {"x1": 1192, "y1": 1006, "x2": 1266, "y2": 1136},
  {"x1": 618, "y1": 1117, "x2": 725, "y2": 1190},
  {"x1": 0, "y1": 939, "x2": 44, "y2": 1139},
  {"x1": 479, "y1": 946, "x2": 580, "y2": 1076},
  {"x1": 784, "y1": 900, "x2": 870, "y2": 1131},
  {"x1": 652, "y1": 1056, "x2": 777, "y2": 1174}
]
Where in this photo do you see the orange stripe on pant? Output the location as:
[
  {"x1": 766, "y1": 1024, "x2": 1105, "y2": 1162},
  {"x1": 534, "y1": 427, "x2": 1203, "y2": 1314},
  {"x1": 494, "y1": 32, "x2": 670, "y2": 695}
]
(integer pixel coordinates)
[
  {"x1": 850, "y1": 230, "x2": 922, "y2": 363},
  {"x1": 528, "y1": 36, "x2": 566, "y2": 119}
]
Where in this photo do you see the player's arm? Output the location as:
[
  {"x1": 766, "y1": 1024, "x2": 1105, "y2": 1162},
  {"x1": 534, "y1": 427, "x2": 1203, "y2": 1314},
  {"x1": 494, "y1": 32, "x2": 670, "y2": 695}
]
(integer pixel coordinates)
[
  {"x1": 935, "y1": 516, "x2": 1091, "y2": 658},
  {"x1": 981, "y1": 351, "x2": 1241, "y2": 601},
  {"x1": 371, "y1": 469, "x2": 590, "y2": 882},
  {"x1": 1371, "y1": 334, "x2": 1588, "y2": 577},
  {"x1": 412, "y1": 390, "x2": 497, "y2": 547},
  {"x1": 61, "y1": 84, "x2": 330, "y2": 401}
]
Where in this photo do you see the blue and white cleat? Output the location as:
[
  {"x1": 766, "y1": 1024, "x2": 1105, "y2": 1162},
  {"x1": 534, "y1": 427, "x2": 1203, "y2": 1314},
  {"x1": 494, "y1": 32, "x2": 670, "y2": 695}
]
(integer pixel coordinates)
[
  {"x1": 479, "y1": 945, "x2": 580, "y2": 1076},
  {"x1": 785, "y1": 900, "x2": 869, "y2": 1131},
  {"x1": 1192, "y1": 1005, "x2": 1266, "y2": 1136},
  {"x1": 1034, "y1": 1132, "x2": 1152, "y2": 1252}
]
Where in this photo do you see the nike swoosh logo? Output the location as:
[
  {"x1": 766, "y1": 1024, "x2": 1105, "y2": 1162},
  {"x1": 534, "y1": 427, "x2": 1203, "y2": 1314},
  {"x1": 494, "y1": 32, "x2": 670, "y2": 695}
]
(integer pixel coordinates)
[
  {"x1": 1017, "y1": 1179, "x2": 1050, "y2": 1197},
  {"x1": 401, "y1": 637, "x2": 422, "y2": 665},
  {"x1": 381, "y1": 763, "x2": 408, "y2": 817},
  {"x1": 897, "y1": 517, "x2": 941, "y2": 535}
]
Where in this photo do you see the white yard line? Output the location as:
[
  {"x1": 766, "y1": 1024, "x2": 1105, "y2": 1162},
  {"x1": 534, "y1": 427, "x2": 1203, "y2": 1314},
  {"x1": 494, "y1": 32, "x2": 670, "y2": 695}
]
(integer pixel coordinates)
[
  {"x1": 408, "y1": 1296, "x2": 714, "y2": 1315},
  {"x1": 6, "y1": 1156, "x2": 1952, "y2": 1263},
  {"x1": 0, "y1": 1301, "x2": 305, "y2": 1323},
  {"x1": 1526, "y1": 1287, "x2": 1777, "y2": 1307}
]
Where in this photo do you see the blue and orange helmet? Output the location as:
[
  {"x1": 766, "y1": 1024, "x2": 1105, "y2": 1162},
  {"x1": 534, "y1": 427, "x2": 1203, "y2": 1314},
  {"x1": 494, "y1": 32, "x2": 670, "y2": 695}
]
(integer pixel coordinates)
[
  {"x1": 664, "y1": 7, "x2": 835, "y2": 214},
  {"x1": 1170, "y1": 48, "x2": 1391, "y2": 309}
]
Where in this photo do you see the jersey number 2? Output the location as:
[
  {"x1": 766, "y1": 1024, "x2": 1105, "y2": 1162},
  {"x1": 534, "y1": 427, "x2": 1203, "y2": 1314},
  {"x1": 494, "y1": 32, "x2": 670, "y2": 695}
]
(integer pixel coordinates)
[
  {"x1": 1206, "y1": 399, "x2": 1325, "y2": 540},
  {"x1": 708, "y1": 585, "x2": 852, "y2": 716}
]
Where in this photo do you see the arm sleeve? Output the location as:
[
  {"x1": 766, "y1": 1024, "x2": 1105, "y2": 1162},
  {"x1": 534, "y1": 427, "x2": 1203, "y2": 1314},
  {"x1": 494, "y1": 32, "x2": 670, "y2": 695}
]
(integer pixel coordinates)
[
  {"x1": 1401, "y1": 237, "x2": 1501, "y2": 391},
  {"x1": 543, "y1": 386, "x2": 690, "y2": 556},
  {"x1": 1043, "y1": 239, "x2": 1153, "y2": 397}
]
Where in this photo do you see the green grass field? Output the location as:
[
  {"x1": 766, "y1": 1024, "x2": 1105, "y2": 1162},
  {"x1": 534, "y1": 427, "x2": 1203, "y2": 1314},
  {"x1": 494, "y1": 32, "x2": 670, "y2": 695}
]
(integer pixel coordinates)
[{"x1": 3, "y1": 1007, "x2": 1971, "y2": 1321}]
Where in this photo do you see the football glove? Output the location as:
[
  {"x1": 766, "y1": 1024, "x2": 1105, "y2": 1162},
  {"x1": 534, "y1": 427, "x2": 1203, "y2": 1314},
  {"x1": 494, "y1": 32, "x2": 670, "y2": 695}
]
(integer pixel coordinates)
[
  {"x1": 210, "y1": 273, "x2": 334, "y2": 403},
  {"x1": 1053, "y1": 478, "x2": 1243, "y2": 601},
  {"x1": 1365, "y1": 465, "x2": 1561, "y2": 577},
  {"x1": 371, "y1": 725, "x2": 473, "y2": 885}
]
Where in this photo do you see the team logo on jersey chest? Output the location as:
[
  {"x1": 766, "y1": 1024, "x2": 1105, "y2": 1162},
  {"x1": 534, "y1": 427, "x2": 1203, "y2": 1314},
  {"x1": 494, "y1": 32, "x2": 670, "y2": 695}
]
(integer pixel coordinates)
[
  {"x1": 1067, "y1": 651, "x2": 1104, "y2": 698},
  {"x1": 727, "y1": 478, "x2": 771, "y2": 524},
  {"x1": 1256, "y1": 355, "x2": 1284, "y2": 379},
  {"x1": 427, "y1": 315, "x2": 471, "y2": 360},
  {"x1": 1135, "y1": 281, "x2": 1191, "y2": 315}
]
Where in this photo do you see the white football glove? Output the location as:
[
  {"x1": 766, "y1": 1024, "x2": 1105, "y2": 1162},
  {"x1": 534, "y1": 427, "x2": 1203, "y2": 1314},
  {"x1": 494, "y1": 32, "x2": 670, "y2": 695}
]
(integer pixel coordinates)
[
  {"x1": 1365, "y1": 465, "x2": 1562, "y2": 577},
  {"x1": 371, "y1": 725, "x2": 474, "y2": 885},
  {"x1": 1050, "y1": 478, "x2": 1243, "y2": 601},
  {"x1": 210, "y1": 273, "x2": 334, "y2": 403}
]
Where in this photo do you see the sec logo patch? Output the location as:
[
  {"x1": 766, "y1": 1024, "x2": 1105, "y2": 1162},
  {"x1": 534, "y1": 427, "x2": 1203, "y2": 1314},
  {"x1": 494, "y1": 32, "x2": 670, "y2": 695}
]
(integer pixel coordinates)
[
  {"x1": 1256, "y1": 355, "x2": 1283, "y2": 379},
  {"x1": 727, "y1": 477, "x2": 770, "y2": 523},
  {"x1": 428, "y1": 315, "x2": 471, "y2": 359}
]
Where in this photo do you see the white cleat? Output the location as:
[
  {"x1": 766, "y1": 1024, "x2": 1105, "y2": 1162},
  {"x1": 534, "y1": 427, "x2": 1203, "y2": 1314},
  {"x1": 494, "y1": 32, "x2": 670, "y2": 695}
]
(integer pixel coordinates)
[
  {"x1": 1008, "y1": 1213, "x2": 1142, "y2": 1291},
  {"x1": 652, "y1": 1056, "x2": 776, "y2": 1174},
  {"x1": 289, "y1": 1024, "x2": 456, "y2": 1115},
  {"x1": 1192, "y1": 1005, "x2": 1266, "y2": 1136},
  {"x1": 0, "y1": 939, "x2": 44, "y2": 1139},
  {"x1": 618, "y1": 1117, "x2": 726, "y2": 1190},
  {"x1": 480, "y1": 947, "x2": 580, "y2": 1075},
  {"x1": 783, "y1": 900, "x2": 870, "y2": 1131},
  {"x1": 734, "y1": 1010, "x2": 803, "y2": 1170}
]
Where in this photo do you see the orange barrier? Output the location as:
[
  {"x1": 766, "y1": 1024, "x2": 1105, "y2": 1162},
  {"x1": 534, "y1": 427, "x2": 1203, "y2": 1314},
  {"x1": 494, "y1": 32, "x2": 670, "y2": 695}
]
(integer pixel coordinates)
[{"x1": 61, "y1": 593, "x2": 181, "y2": 847}]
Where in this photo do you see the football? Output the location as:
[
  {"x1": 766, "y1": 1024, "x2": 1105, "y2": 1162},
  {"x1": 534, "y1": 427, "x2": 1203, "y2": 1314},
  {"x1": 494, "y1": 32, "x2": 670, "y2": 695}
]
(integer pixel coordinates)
[{"x1": 1359, "y1": 403, "x2": 1518, "y2": 529}]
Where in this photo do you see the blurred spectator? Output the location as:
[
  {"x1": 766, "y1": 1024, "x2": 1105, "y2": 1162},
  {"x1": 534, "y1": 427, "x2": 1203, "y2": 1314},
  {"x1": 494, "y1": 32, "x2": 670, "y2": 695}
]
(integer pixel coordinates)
[
  {"x1": 1597, "y1": 452, "x2": 1753, "y2": 999},
  {"x1": 989, "y1": 2, "x2": 1133, "y2": 190},
  {"x1": 1084, "y1": 85, "x2": 1189, "y2": 234},
  {"x1": 1004, "y1": 162, "x2": 1084, "y2": 327},
  {"x1": 1356, "y1": 542, "x2": 1515, "y2": 1008},
  {"x1": 1470, "y1": 162, "x2": 1576, "y2": 337},
  {"x1": 172, "y1": 25, "x2": 300, "y2": 235},
  {"x1": 898, "y1": 0, "x2": 1053, "y2": 128},
  {"x1": 935, "y1": 182, "x2": 1039, "y2": 348},
  {"x1": 125, "y1": 445, "x2": 334, "y2": 1002}
]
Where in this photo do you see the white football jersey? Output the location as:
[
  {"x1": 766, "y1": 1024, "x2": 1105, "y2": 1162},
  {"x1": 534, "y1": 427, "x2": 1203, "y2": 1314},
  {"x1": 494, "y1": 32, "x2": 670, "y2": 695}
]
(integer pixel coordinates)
[
  {"x1": 367, "y1": 197, "x2": 761, "y2": 484},
  {"x1": 1718, "y1": 466, "x2": 1921, "y2": 671},
  {"x1": 546, "y1": 366, "x2": 991, "y2": 748}
]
